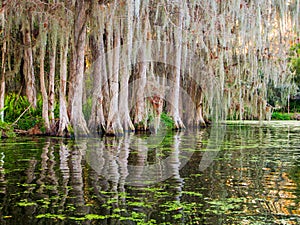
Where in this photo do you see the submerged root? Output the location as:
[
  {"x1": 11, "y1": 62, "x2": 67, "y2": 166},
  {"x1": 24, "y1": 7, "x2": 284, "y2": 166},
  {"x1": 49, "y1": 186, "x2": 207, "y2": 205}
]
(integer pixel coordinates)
[
  {"x1": 173, "y1": 117, "x2": 186, "y2": 130},
  {"x1": 106, "y1": 121, "x2": 124, "y2": 136}
]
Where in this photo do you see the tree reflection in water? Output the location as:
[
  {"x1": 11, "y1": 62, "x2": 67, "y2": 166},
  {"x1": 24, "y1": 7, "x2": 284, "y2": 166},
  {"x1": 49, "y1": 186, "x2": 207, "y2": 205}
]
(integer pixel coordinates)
[
  {"x1": 0, "y1": 152, "x2": 5, "y2": 195},
  {"x1": 1, "y1": 124, "x2": 300, "y2": 224}
]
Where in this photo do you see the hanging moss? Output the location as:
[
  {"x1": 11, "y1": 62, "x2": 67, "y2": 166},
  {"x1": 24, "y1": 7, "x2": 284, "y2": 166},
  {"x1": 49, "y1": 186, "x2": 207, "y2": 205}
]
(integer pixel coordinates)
[{"x1": 0, "y1": 0, "x2": 299, "y2": 136}]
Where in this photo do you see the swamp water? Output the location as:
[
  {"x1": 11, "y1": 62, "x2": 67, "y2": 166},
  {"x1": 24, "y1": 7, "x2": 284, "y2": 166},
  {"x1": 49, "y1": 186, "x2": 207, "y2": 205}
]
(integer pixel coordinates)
[{"x1": 1, "y1": 121, "x2": 300, "y2": 224}]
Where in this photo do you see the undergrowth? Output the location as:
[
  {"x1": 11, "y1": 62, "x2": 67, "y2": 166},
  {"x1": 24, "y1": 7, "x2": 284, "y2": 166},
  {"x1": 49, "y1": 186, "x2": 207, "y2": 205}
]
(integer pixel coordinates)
[
  {"x1": 160, "y1": 112, "x2": 175, "y2": 129},
  {"x1": 271, "y1": 112, "x2": 294, "y2": 120},
  {"x1": 3, "y1": 93, "x2": 58, "y2": 131}
]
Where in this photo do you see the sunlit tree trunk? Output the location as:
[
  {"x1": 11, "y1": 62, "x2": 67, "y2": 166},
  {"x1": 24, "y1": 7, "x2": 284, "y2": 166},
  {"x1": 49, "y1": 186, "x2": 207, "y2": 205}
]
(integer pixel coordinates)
[
  {"x1": 88, "y1": 34, "x2": 106, "y2": 133},
  {"x1": 39, "y1": 25, "x2": 51, "y2": 134},
  {"x1": 134, "y1": 45, "x2": 147, "y2": 130},
  {"x1": 106, "y1": 24, "x2": 123, "y2": 135},
  {"x1": 48, "y1": 23, "x2": 58, "y2": 128},
  {"x1": 70, "y1": 0, "x2": 89, "y2": 136},
  {"x1": 119, "y1": 66, "x2": 135, "y2": 132},
  {"x1": 133, "y1": 8, "x2": 149, "y2": 130},
  {"x1": 168, "y1": 8, "x2": 185, "y2": 130},
  {"x1": 58, "y1": 30, "x2": 70, "y2": 136},
  {"x1": 119, "y1": 5, "x2": 135, "y2": 132},
  {"x1": 22, "y1": 20, "x2": 37, "y2": 108}
]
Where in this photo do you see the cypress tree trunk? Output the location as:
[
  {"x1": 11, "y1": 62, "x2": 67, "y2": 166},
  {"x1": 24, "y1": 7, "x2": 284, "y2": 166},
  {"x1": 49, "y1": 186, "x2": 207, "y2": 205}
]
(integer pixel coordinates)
[
  {"x1": 88, "y1": 34, "x2": 106, "y2": 134},
  {"x1": 106, "y1": 25, "x2": 123, "y2": 135},
  {"x1": 39, "y1": 25, "x2": 51, "y2": 134},
  {"x1": 134, "y1": 44, "x2": 147, "y2": 130},
  {"x1": 195, "y1": 87, "x2": 206, "y2": 127},
  {"x1": 22, "y1": 20, "x2": 37, "y2": 108},
  {"x1": 48, "y1": 23, "x2": 58, "y2": 128},
  {"x1": 70, "y1": 0, "x2": 89, "y2": 136},
  {"x1": 168, "y1": 7, "x2": 185, "y2": 130},
  {"x1": 119, "y1": 4, "x2": 135, "y2": 132},
  {"x1": 133, "y1": 8, "x2": 149, "y2": 130},
  {"x1": 58, "y1": 30, "x2": 70, "y2": 136}
]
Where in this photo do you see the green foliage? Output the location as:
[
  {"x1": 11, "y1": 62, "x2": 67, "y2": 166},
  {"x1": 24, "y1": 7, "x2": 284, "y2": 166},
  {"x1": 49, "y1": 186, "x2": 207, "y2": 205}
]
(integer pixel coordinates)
[
  {"x1": 67, "y1": 124, "x2": 74, "y2": 136},
  {"x1": 4, "y1": 93, "x2": 44, "y2": 130},
  {"x1": 288, "y1": 43, "x2": 300, "y2": 111},
  {"x1": 83, "y1": 97, "x2": 93, "y2": 120},
  {"x1": 53, "y1": 102, "x2": 60, "y2": 119},
  {"x1": 160, "y1": 112, "x2": 175, "y2": 129},
  {"x1": 290, "y1": 43, "x2": 300, "y2": 82},
  {"x1": 0, "y1": 121, "x2": 16, "y2": 138},
  {"x1": 267, "y1": 43, "x2": 300, "y2": 111},
  {"x1": 271, "y1": 112, "x2": 293, "y2": 120},
  {"x1": 0, "y1": 121, "x2": 11, "y2": 130},
  {"x1": 289, "y1": 99, "x2": 300, "y2": 112},
  {"x1": 267, "y1": 81, "x2": 291, "y2": 109},
  {"x1": 0, "y1": 106, "x2": 7, "y2": 115}
]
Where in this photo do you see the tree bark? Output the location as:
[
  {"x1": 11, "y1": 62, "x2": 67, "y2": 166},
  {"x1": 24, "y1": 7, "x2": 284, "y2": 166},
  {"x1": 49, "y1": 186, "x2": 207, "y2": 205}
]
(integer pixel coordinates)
[
  {"x1": 106, "y1": 25, "x2": 123, "y2": 135},
  {"x1": 88, "y1": 34, "x2": 106, "y2": 134},
  {"x1": 168, "y1": 9, "x2": 185, "y2": 130},
  {"x1": 133, "y1": 10, "x2": 149, "y2": 130},
  {"x1": 48, "y1": 23, "x2": 58, "y2": 128},
  {"x1": 119, "y1": 3, "x2": 135, "y2": 132},
  {"x1": 39, "y1": 26, "x2": 51, "y2": 134},
  {"x1": 58, "y1": 30, "x2": 70, "y2": 137},
  {"x1": 22, "y1": 20, "x2": 37, "y2": 108},
  {"x1": 70, "y1": 0, "x2": 89, "y2": 136}
]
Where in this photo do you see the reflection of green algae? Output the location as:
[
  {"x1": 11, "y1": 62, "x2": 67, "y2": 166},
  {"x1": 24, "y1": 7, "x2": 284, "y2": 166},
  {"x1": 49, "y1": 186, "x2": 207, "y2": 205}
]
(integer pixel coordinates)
[
  {"x1": 69, "y1": 214, "x2": 118, "y2": 221},
  {"x1": 39, "y1": 214, "x2": 108, "y2": 221},
  {"x1": 16, "y1": 199, "x2": 37, "y2": 207},
  {"x1": 68, "y1": 216, "x2": 86, "y2": 221},
  {"x1": 85, "y1": 214, "x2": 107, "y2": 220},
  {"x1": 36, "y1": 198, "x2": 51, "y2": 208},
  {"x1": 190, "y1": 173, "x2": 202, "y2": 177},
  {"x1": 36, "y1": 213, "x2": 66, "y2": 220},
  {"x1": 161, "y1": 200, "x2": 183, "y2": 211},
  {"x1": 172, "y1": 214, "x2": 182, "y2": 219},
  {"x1": 207, "y1": 197, "x2": 246, "y2": 215},
  {"x1": 17, "y1": 183, "x2": 37, "y2": 187},
  {"x1": 182, "y1": 191, "x2": 203, "y2": 197}
]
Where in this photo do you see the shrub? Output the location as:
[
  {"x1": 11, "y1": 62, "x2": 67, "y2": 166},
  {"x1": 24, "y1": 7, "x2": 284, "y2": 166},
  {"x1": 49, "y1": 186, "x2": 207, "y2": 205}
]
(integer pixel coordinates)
[
  {"x1": 4, "y1": 93, "x2": 44, "y2": 130},
  {"x1": 271, "y1": 112, "x2": 293, "y2": 120}
]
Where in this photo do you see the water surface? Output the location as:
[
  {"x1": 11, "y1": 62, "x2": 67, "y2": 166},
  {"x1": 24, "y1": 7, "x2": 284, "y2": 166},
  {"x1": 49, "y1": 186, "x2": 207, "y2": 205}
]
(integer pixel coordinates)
[{"x1": 1, "y1": 121, "x2": 300, "y2": 224}]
